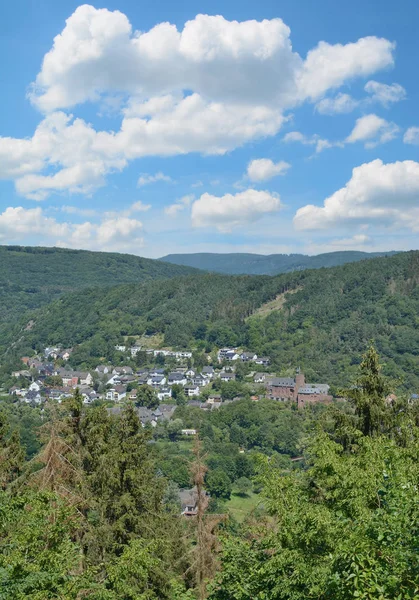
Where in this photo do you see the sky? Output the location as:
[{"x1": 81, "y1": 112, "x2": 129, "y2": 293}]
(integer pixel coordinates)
[{"x1": 0, "y1": 0, "x2": 418, "y2": 258}]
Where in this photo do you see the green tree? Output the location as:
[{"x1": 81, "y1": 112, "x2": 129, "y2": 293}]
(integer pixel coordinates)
[
  {"x1": 136, "y1": 384, "x2": 159, "y2": 409},
  {"x1": 233, "y1": 477, "x2": 252, "y2": 497},
  {"x1": 205, "y1": 468, "x2": 232, "y2": 500}
]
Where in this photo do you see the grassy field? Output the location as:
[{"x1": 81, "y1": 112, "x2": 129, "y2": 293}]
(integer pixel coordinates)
[
  {"x1": 247, "y1": 287, "x2": 301, "y2": 320},
  {"x1": 225, "y1": 492, "x2": 261, "y2": 522}
]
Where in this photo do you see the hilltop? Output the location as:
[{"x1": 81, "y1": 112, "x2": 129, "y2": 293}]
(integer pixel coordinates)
[
  {"x1": 6, "y1": 251, "x2": 419, "y2": 389},
  {"x1": 0, "y1": 245, "x2": 198, "y2": 334},
  {"x1": 159, "y1": 250, "x2": 397, "y2": 275}
]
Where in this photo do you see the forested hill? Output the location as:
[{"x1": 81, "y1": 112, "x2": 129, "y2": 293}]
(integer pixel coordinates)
[
  {"x1": 159, "y1": 250, "x2": 396, "y2": 275},
  {"x1": 7, "y1": 251, "x2": 419, "y2": 389},
  {"x1": 0, "y1": 245, "x2": 198, "y2": 330}
]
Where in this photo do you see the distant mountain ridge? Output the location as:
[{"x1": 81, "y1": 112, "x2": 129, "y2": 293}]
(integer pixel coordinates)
[{"x1": 159, "y1": 251, "x2": 398, "y2": 275}]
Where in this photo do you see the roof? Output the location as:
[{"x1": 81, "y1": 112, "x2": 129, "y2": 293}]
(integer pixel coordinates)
[
  {"x1": 179, "y1": 488, "x2": 198, "y2": 509},
  {"x1": 269, "y1": 377, "x2": 295, "y2": 387},
  {"x1": 169, "y1": 372, "x2": 186, "y2": 381}
]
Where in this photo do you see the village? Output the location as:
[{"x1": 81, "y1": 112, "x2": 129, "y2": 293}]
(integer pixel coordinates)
[{"x1": 7, "y1": 343, "x2": 333, "y2": 430}]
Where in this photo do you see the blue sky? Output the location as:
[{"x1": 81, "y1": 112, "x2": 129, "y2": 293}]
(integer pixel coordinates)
[{"x1": 0, "y1": 0, "x2": 418, "y2": 257}]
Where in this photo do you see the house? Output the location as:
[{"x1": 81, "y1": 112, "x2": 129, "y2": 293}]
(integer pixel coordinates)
[
  {"x1": 157, "y1": 387, "x2": 172, "y2": 401},
  {"x1": 149, "y1": 368, "x2": 165, "y2": 377},
  {"x1": 130, "y1": 345, "x2": 142, "y2": 357},
  {"x1": 218, "y1": 348, "x2": 234, "y2": 361},
  {"x1": 181, "y1": 429, "x2": 197, "y2": 436},
  {"x1": 73, "y1": 372, "x2": 93, "y2": 386},
  {"x1": 220, "y1": 372, "x2": 236, "y2": 382},
  {"x1": 114, "y1": 345, "x2": 126, "y2": 352},
  {"x1": 25, "y1": 390, "x2": 42, "y2": 404},
  {"x1": 106, "y1": 374, "x2": 122, "y2": 386},
  {"x1": 168, "y1": 372, "x2": 187, "y2": 386},
  {"x1": 96, "y1": 365, "x2": 112, "y2": 375},
  {"x1": 179, "y1": 488, "x2": 198, "y2": 516},
  {"x1": 185, "y1": 385, "x2": 200, "y2": 397},
  {"x1": 296, "y1": 383, "x2": 332, "y2": 409},
  {"x1": 157, "y1": 404, "x2": 177, "y2": 421},
  {"x1": 29, "y1": 381, "x2": 41, "y2": 392},
  {"x1": 202, "y1": 366, "x2": 214, "y2": 379},
  {"x1": 120, "y1": 366, "x2": 133, "y2": 375},
  {"x1": 266, "y1": 377, "x2": 297, "y2": 401},
  {"x1": 59, "y1": 349, "x2": 72, "y2": 361},
  {"x1": 225, "y1": 351, "x2": 240, "y2": 361},
  {"x1": 254, "y1": 372, "x2": 268, "y2": 384},
  {"x1": 192, "y1": 375, "x2": 207, "y2": 387},
  {"x1": 255, "y1": 357, "x2": 271, "y2": 367},
  {"x1": 185, "y1": 369, "x2": 196, "y2": 378},
  {"x1": 106, "y1": 385, "x2": 127, "y2": 402},
  {"x1": 267, "y1": 372, "x2": 332, "y2": 407},
  {"x1": 240, "y1": 352, "x2": 258, "y2": 362},
  {"x1": 148, "y1": 375, "x2": 166, "y2": 387},
  {"x1": 208, "y1": 394, "x2": 222, "y2": 404}
]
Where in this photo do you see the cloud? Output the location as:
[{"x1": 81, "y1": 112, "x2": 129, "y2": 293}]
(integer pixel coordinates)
[
  {"x1": 364, "y1": 80, "x2": 406, "y2": 106},
  {"x1": 0, "y1": 6, "x2": 396, "y2": 199},
  {"x1": 164, "y1": 194, "x2": 194, "y2": 216},
  {"x1": 293, "y1": 159, "x2": 419, "y2": 232},
  {"x1": 297, "y1": 37, "x2": 395, "y2": 101},
  {"x1": 304, "y1": 234, "x2": 372, "y2": 254},
  {"x1": 315, "y1": 92, "x2": 359, "y2": 115},
  {"x1": 0, "y1": 205, "x2": 144, "y2": 252},
  {"x1": 404, "y1": 127, "x2": 419, "y2": 145},
  {"x1": 0, "y1": 206, "x2": 68, "y2": 240},
  {"x1": 191, "y1": 189, "x2": 281, "y2": 232},
  {"x1": 130, "y1": 200, "x2": 151, "y2": 212},
  {"x1": 247, "y1": 158, "x2": 291, "y2": 182},
  {"x1": 137, "y1": 172, "x2": 173, "y2": 186},
  {"x1": 61, "y1": 205, "x2": 98, "y2": 217},
  {"x1": 346, "y1": 113, "x2": 399, "y2": 147},
  {"x1": 282, "y1": 131, "x2": 335, "y2": 153}
]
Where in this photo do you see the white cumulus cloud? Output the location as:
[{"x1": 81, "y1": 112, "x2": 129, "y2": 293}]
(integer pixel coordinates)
[
  {"x1": 0, "y1": 5, "x2": 397, "y2": 199},
  {"x1": 315, "y1": 93, "x2": 359, "y2": 115},
  {"x1": 137, "y1": 172, "x2": 173, "y2": 186},
  {"x1": 404, "y1": 127, "x2": 419, "y2": 145},
  {"x1": 0, "y1": 205, "x2": 144, "y2": 252},
  {"x1": 293, "y1": 159, "x2": 419, "y2": 232},
  {"x1": 364, "y1": 80, "x2": 406, "y2": 106},
  {"x1": 247, "y1": 158, "x2": 291, "y2": 181},
  {"x1": 164, "y1": 194, "x2": 194, "y2": 216},
  {"x1": 191, "y1": 189, "x2": 281, "y2": 232},
  {"x1": 346, "y1": 114, "x2": 399, "y2": 147}
]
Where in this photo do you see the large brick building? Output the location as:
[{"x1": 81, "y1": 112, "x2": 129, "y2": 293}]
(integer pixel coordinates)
[{"x1": 266, "y1": 372, "x2": 332, "y2": 407}]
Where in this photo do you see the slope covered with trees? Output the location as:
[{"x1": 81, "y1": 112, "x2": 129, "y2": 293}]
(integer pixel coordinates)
[
  {"x1": 160, "y1": 250, "x2": 396, "y2": 275},
  {"x1": 0, "y1": 245, "x2": 198, "y2": 336},
  {"x1": 5, "y1": 251, "x2": 419, "y2": 390}
]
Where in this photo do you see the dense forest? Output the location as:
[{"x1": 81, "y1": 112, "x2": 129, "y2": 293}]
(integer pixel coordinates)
[
  {"x1": 160, "y1": 250, "x2": 396, "y2": 275},
  {"x1": 5, "y1": 251, "x2": 419, "y2": 390},
  {"x1": 0, "y1": 245, "x2": 197, "y2": 338},
  {"x1": 1, "y1": 347, "x2": 418, "y2": 598}
]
